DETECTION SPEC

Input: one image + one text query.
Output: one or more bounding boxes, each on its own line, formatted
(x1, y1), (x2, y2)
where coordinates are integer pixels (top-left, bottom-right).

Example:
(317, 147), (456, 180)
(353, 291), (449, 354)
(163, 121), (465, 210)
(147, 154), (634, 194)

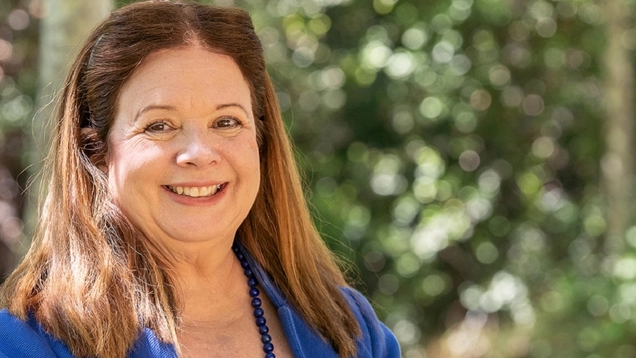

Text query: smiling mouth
(166, 184), (226, 198)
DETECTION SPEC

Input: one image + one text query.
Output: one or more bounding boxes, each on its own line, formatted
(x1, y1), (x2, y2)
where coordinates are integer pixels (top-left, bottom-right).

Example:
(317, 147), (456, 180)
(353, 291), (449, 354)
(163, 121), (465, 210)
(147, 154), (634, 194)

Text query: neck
(175, 244), (282, 358)
(155, 239), (246, 323)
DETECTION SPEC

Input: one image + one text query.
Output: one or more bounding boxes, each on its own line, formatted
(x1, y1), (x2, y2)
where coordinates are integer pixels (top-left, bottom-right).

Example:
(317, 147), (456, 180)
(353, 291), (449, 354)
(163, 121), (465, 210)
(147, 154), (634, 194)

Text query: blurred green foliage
(0, 0), (39, 278)
(3, 0), (636, 357)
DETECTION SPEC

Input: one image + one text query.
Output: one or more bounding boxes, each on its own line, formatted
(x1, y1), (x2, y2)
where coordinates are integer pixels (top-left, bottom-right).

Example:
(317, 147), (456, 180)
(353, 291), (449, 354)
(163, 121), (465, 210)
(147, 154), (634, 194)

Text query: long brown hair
(0, 1), (360, 357)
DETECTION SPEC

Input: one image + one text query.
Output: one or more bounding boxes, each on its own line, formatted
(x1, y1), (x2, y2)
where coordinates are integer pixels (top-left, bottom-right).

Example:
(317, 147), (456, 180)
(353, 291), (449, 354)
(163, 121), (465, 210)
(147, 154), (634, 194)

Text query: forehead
(116, 46), (252, 115)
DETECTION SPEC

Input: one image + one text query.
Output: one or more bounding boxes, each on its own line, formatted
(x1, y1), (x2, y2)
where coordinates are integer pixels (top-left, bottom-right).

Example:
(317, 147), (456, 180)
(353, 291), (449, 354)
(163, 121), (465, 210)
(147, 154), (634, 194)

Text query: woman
(0, 1), (399, 358)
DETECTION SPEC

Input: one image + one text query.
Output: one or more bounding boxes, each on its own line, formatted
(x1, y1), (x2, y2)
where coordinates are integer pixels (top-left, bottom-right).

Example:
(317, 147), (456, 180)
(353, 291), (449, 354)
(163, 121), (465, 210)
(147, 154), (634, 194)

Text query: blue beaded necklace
(232, 244), (276, 358)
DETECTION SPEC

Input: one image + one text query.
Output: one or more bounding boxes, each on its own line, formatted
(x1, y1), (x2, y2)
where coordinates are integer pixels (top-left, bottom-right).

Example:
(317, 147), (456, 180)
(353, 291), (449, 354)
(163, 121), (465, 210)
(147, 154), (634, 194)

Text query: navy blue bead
(234, 246), (275, 358)
(261, 334), (272, 344)
(263, 343), (275, 353)
(253, 308), (264, 317)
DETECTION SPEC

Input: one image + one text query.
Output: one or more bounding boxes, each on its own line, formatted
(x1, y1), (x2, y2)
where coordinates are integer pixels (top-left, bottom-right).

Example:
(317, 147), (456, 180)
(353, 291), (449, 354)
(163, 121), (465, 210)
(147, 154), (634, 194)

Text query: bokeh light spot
(470, 89), (492, 111)
(459, 150), (480, 172)
(522, 94), (545, 116)
(0, 40), (13, 62)
(402, 27), (428, 50)
(378, 273), (400, 295)
(422, 274), (447, 296)
(476, 242), (498, 264)
(8, 9), (30, 31)
(536, 18), (557, 38)
(501, 85), (524, 107)
(489, 64), (511, 87)
(432, 41), (455, 63)
(419, 97), (444, 119)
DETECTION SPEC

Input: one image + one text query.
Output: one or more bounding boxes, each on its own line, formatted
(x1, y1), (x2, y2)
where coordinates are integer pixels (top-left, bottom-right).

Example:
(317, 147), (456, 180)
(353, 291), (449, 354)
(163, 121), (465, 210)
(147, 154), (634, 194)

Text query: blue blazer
(0, 246), (401, 357)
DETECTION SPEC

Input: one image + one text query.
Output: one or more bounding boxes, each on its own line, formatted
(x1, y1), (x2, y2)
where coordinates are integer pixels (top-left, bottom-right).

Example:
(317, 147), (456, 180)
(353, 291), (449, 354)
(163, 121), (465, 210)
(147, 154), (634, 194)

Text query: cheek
(223, 132), (260, 164)
(223, 136), (261, 196)
(243, 137), (261, 172)
(107, 141), (165, 193)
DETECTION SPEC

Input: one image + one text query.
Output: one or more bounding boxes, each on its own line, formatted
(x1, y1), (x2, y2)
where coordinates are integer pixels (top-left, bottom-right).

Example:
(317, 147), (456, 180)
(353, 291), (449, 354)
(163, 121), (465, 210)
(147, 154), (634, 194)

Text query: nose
(175, 130), (220, 167)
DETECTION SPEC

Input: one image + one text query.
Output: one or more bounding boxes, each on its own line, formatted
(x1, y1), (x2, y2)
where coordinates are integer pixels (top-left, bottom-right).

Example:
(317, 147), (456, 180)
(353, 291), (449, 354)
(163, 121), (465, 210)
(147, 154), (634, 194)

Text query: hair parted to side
(0, 1), (360, 357)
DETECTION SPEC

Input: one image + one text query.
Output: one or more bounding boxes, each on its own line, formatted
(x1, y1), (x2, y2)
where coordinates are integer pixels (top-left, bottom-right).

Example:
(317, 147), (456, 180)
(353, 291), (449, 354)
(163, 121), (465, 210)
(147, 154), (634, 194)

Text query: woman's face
(106, 47), (260, 248)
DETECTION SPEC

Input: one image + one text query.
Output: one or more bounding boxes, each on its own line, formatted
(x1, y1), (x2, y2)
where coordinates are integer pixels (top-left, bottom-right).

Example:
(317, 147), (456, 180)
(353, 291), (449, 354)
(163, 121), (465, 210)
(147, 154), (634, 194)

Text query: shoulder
(0, 308), (73, 358)
(0, 309), (177, 358)
(340, 288), (401, 358)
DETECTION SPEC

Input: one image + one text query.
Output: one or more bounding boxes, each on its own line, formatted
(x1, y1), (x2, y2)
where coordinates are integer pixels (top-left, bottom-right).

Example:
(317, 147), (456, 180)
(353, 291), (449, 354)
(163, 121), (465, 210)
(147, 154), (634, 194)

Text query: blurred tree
(601, 0), (634, 255)
(233, 0), (636, 356)
(0, 0), (40, 282)
(23, 0), (113, 244)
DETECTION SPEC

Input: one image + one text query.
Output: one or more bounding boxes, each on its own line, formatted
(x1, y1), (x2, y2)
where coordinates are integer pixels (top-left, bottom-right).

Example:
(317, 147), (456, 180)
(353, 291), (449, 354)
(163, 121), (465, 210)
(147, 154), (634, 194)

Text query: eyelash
(144, 120), (173, 133)
(214, 116), (242, 129)
(143, 116), (243, 133)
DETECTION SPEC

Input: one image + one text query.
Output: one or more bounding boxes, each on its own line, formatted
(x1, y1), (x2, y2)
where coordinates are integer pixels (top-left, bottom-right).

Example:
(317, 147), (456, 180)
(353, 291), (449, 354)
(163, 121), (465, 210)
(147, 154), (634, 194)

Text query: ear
(80, 126), (95, 138)
(80, 127), (109, 173)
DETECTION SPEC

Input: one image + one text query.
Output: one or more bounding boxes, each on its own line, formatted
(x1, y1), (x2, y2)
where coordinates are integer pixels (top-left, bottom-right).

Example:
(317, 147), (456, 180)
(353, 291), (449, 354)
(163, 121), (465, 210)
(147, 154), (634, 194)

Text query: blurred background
(1, 0), (635, 357)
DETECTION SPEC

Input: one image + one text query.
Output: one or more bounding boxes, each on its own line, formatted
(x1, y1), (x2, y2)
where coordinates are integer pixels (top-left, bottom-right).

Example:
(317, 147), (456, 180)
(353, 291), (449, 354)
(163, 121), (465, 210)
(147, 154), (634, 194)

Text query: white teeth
(168, 184), (223, 198)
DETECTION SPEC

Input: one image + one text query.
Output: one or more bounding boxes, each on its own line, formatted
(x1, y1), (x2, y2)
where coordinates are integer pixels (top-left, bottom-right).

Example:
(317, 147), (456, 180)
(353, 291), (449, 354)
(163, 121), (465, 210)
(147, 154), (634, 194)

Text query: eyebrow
(216, 103), (251, 117)
(134, 105), (176, 122)
(134, 103), (251, 122)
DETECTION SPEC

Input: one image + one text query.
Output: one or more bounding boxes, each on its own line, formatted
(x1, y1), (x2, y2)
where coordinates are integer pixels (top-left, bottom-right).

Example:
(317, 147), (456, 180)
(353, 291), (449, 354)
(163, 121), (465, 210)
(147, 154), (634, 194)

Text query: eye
(144, 120), (173, 133)
(214, 117), (242, 129)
